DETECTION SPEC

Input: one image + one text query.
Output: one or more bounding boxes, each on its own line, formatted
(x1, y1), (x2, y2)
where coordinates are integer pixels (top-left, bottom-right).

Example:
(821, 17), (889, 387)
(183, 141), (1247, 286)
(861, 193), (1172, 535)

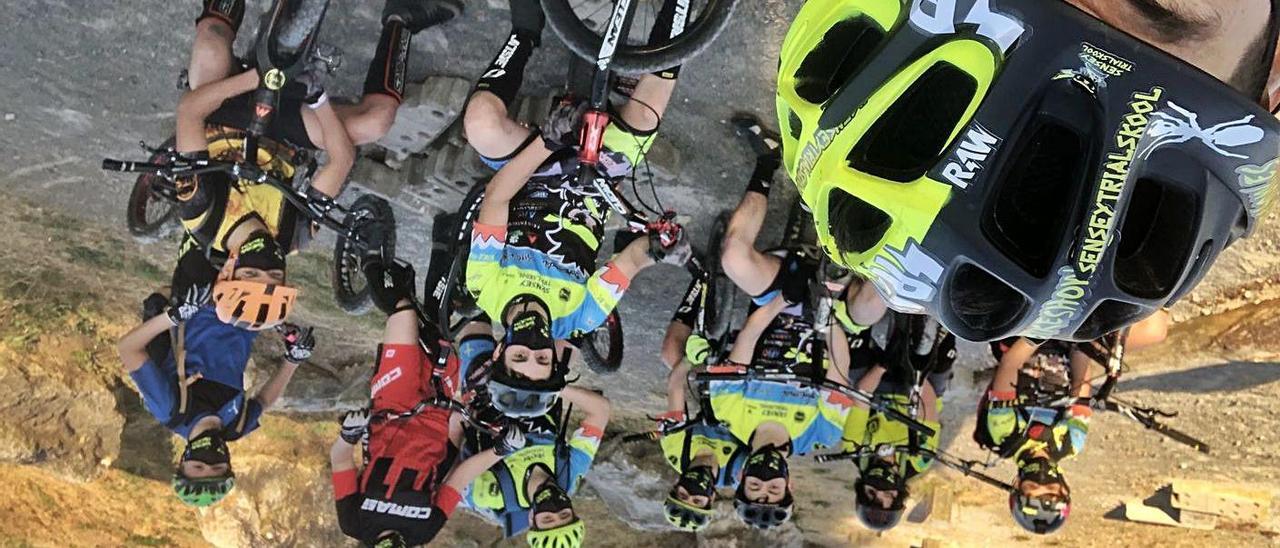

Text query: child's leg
(335, 1), (463, 145)
(189, 0), (244, 89)
(615, 0), (687, 132)
(462, 0), (544, 161)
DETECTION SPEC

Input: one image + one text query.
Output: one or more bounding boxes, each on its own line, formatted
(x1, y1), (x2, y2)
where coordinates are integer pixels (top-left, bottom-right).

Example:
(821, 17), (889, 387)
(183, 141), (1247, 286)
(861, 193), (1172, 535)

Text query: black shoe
(731, 113), (783, 160)
(354, 214), (394, 261)
(142, 292), (169, 321)
(383, 0), (463, 33)
(510, 0), (545, 41)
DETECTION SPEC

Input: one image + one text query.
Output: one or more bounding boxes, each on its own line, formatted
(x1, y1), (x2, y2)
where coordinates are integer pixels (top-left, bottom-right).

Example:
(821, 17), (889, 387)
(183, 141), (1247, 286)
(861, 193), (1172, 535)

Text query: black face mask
(505, 310), (553, 351)
(674, 465), (717, 501)
(182, 430), (231, 467)
(1018, 456), (1066, 488)
(861, 459), (902, 492)
(743, 445), (789, 483)
(531, 479), (573, 515)
(236, 231), (286, 273)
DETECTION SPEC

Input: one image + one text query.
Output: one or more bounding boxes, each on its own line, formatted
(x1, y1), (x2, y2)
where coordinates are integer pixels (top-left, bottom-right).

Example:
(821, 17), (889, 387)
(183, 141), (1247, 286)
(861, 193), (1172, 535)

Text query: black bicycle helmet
(778, 0), (1280, 342)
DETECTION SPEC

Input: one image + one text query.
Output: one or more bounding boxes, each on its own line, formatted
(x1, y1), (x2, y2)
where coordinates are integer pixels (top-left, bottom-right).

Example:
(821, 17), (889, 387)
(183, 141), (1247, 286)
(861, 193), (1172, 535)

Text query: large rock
(0, 336), (124, 482)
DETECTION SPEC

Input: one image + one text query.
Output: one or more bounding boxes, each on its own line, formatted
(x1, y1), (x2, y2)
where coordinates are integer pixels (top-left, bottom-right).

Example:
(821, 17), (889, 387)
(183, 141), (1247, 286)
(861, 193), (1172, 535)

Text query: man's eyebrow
(1122, 0), (1220, 43)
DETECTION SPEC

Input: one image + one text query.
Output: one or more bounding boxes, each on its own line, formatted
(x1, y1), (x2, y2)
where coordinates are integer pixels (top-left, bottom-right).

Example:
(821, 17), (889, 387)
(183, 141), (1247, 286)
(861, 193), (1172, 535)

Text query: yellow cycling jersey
(842, 395), (941, 477)
(708, 379), (853, 455)
(180, 127), (300, 252)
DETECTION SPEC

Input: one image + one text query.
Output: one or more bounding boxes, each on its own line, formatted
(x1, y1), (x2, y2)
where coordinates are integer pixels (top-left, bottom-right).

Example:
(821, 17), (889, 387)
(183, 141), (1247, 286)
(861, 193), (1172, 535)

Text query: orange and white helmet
(212, 252), (297, 331)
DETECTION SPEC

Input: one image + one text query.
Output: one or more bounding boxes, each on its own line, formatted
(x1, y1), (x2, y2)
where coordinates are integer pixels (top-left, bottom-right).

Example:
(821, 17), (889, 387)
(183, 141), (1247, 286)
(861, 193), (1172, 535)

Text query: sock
(746, 155), (780, 197)
(362, 21), (413, 103)
(197, 0), (245, 33)
(649, 0), (685, 79)
(475, 30), (538, 108)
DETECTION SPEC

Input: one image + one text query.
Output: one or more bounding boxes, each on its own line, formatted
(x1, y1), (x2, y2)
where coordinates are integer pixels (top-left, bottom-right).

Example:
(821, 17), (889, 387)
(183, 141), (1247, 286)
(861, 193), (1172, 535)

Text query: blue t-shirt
(127, 306), (263, 439)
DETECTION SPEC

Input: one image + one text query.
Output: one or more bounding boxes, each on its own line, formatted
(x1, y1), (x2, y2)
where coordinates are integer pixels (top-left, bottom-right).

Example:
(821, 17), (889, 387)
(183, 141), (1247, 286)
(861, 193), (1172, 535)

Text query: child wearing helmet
(842, 312), (954, 532)
(117, 288), (316, 507)
(979, 311), (1169, 534)
(331, 256), (526, 547)
(163, 0), (468, 330)
(456, 386), (610, 548)
(650, 289), (751, 533)
(776, 0), (1280, 343)
(459, 0), (693, 411)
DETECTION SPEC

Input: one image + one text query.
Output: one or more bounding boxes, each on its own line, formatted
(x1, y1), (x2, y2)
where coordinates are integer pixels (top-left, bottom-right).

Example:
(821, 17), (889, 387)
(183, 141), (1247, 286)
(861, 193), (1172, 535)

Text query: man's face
(502, 345), (555, 380)
(233, 266), (286, 285)
(675, 485), (714, 509)
(862, 483), (900, 509)
(1067, 0), (1274, 101)
(1019, 478), (1068, 501)
(180, 458), (231, 479)
(532, 507), (576, 530)
(741, 474), (789, 504)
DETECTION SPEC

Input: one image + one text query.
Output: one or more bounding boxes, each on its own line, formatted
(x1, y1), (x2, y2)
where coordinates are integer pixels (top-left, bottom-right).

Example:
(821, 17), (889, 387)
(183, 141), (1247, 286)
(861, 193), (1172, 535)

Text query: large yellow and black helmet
(778, 0), (1280, 342)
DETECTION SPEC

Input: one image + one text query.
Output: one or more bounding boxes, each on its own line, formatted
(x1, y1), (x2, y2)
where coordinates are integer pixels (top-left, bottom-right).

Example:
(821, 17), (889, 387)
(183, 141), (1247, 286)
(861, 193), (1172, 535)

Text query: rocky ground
(2, 1), (1280, 547)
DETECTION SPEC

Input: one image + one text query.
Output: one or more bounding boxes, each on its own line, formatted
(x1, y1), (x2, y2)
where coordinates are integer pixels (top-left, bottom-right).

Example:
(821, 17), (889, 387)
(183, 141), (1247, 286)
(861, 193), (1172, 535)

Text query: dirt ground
(3, 1), (1280, 547)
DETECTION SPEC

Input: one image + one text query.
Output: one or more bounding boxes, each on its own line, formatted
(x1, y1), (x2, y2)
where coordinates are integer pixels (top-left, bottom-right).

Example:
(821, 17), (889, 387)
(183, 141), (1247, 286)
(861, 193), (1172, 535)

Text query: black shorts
(848, 325), (957, 396)
(206, 88), (316, 150)
(751, 249), (819, 307)
(670, 277), (703, 328)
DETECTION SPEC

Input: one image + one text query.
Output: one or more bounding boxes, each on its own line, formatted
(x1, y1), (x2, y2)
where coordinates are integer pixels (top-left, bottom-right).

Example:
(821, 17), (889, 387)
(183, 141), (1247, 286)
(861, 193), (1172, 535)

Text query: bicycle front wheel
(332, 194), (396, 315)
(580, 310), (624, 373)
(125, 136), (179, 237)
(542, 0), (740, 75)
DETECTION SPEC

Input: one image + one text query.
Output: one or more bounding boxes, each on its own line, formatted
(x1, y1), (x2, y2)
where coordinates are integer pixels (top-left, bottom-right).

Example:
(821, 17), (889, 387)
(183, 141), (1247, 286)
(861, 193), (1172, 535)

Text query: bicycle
(109, 0), (390, 313)
(103, 143), (396, 315)
(123, 0), (333, 238)
(542, 0), (739, 75)
(1019, 332), (1211, 453)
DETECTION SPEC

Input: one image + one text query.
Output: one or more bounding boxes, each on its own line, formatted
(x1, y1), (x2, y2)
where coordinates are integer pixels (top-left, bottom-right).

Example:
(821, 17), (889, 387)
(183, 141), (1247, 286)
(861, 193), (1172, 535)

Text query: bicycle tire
(273, 0), (328, 59)
(704, 211), (736, 340)
(541, 0), (740, 75)
(125, 137), (179, 237)
(436, 183), (487, 338)
(581, 310), (624, 373)
(332, 194), (396, 315)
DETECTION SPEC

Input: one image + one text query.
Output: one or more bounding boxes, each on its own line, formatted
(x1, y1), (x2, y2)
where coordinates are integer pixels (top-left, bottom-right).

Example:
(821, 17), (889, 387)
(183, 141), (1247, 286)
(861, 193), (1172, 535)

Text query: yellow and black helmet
(778, 0), (1280, 341)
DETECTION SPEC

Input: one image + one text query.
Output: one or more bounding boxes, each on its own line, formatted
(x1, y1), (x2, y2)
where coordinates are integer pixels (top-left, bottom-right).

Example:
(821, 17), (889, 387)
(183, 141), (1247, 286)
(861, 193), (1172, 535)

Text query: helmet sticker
(865, 239), (945, 314)
(938, 123), (1002, 190)
(1022, 267), (1091, 340)
(1236, 159), (1280, 219)
(1140, 102), (1266, 160)
(907, 0), (1025, 53)
(1075, 87), (1164, 277)
(1052, 42), (1134, 94)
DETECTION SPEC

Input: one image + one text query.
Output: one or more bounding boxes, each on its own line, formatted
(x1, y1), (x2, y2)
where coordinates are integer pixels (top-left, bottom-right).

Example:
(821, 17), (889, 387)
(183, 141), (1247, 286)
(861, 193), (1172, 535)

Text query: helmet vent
(794, 18), (886, 105)
(1073, 300), (1147, 341)
(828, 188), (891, 255)
(983, 121), (1087, 278)
(787, 107), (803, 141)
(949, 264), (1028, 336)
(848, 63), (978, 182)
(1113, 178), (1199, 299)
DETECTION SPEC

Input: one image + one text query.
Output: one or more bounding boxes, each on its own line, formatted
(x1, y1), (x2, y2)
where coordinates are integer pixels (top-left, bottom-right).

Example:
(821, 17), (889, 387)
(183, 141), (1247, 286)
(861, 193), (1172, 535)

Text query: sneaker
(383, 0), (463, 33)
(510, 0), (545, 41)
(731, 113), (783, 159)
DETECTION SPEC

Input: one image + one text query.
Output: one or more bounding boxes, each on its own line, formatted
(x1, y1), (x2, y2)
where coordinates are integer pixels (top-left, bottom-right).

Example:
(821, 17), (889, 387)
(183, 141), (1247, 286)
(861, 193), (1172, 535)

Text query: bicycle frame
(102, 151), (366, 249)
(244, 0), (330, 163)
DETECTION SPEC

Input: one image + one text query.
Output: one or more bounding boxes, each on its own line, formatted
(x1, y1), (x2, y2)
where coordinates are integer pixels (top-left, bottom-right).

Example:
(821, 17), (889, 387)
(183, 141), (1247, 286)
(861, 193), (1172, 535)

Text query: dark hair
(1230, 4), (1279, 100)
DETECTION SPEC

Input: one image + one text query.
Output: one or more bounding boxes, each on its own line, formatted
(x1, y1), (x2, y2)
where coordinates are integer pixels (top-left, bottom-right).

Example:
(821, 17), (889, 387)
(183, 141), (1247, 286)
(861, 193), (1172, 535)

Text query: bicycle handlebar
(691, 369), (936, 438)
